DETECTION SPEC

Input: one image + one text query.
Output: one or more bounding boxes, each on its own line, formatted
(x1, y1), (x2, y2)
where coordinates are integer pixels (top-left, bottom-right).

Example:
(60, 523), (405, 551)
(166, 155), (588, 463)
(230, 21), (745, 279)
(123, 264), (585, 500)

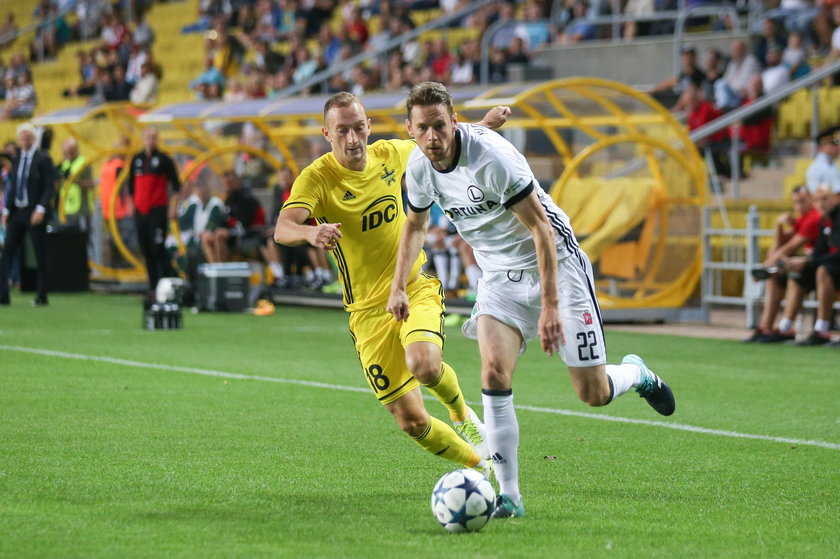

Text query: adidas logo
(491, 452), (507, 465)
(342, 191), (356, 201)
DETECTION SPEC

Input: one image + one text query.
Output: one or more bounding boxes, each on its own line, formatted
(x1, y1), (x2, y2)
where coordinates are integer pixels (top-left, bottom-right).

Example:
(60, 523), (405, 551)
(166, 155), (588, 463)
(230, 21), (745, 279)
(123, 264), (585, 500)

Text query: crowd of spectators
(62, 7), (162, 106)
(185, 0), (554, 102)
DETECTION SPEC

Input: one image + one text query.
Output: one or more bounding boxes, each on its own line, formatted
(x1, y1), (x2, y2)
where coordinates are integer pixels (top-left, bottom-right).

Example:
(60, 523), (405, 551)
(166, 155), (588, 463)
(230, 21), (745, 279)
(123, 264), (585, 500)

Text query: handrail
(274, 0), (496, 100)
(672, 5), (741, 75)
(551, 2), (734, 44)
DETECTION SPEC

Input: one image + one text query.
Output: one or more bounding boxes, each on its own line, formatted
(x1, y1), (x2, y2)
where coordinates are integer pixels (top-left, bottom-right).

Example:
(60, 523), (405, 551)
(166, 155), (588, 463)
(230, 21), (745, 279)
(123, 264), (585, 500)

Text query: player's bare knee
(481, 363), (512, 391)
(405, 347), (441, 384)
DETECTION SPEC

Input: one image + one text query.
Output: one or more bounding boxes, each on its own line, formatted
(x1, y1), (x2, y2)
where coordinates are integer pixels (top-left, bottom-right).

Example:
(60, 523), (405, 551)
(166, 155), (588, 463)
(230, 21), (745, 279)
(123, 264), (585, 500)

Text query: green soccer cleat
(623, 354), (676, 416)
(491, 494), (525, 519)
(473, 459), (494, 481)
(454, 406), (489, 460)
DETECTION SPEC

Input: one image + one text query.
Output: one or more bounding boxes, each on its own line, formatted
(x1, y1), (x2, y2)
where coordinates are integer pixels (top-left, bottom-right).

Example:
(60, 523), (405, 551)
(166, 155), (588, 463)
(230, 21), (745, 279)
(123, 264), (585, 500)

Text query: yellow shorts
(348, 273), (445, 405)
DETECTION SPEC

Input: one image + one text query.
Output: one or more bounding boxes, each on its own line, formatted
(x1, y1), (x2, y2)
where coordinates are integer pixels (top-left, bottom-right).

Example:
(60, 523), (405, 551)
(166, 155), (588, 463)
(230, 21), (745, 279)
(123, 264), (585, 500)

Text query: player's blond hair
(406, 82), (454, 120)
(323, 92), (363, 120)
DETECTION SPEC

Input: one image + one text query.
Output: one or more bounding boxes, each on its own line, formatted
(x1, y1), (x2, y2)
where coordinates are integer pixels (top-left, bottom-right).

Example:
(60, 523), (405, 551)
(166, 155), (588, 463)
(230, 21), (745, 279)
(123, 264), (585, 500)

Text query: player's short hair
(791, 185), (808, 196)
(324, 92), (362, 120)
(406, 82), (454, 120)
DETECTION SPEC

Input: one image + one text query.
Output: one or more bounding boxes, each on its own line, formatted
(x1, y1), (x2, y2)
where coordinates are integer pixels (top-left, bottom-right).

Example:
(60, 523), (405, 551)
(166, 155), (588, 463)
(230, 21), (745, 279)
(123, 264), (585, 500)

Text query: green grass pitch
(1, 293), (838, 558)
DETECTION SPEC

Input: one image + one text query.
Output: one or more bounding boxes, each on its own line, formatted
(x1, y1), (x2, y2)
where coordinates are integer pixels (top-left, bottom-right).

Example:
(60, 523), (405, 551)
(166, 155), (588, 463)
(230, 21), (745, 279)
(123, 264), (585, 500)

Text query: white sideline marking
(3, 344), (839, 452)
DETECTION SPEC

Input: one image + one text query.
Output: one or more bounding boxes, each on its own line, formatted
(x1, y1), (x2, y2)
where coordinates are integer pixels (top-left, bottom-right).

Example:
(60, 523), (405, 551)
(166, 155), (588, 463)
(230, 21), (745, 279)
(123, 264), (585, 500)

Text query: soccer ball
(431, 469), (496, 533)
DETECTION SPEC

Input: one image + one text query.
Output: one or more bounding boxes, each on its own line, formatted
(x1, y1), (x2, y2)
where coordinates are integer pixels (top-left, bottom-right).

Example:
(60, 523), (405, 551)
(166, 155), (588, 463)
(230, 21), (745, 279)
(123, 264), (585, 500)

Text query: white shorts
(461, 251), (607, 367)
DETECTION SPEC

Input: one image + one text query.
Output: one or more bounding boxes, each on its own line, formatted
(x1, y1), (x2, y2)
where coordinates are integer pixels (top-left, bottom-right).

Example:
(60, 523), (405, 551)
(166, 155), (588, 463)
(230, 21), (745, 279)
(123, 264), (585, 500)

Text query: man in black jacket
(0, 123), (55, 306)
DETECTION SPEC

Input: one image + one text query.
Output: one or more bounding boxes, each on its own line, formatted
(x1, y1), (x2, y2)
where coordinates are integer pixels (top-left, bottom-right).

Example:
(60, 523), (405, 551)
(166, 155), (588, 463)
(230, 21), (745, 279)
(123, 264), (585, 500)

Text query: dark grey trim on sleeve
(503, 181), (535, 209)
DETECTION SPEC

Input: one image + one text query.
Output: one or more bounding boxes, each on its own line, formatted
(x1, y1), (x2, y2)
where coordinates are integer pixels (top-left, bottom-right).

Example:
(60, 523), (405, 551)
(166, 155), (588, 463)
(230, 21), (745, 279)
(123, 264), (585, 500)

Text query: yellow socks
(421, 362), (469, 422)
(411, 415), (481, 467)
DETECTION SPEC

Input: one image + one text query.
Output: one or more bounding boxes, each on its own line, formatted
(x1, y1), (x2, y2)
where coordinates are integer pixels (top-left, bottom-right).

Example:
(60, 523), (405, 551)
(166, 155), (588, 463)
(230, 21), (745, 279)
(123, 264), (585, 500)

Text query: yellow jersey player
(275, 92), (509, 476)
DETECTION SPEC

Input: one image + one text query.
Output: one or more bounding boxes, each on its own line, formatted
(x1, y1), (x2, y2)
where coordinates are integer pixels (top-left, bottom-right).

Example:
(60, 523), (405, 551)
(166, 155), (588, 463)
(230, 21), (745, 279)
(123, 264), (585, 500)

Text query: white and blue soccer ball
(431, 469), (496, 533)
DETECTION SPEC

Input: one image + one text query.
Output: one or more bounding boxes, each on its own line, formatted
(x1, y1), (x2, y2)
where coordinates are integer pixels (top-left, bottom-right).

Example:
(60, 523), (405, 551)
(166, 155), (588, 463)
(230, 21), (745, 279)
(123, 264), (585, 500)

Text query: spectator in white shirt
(805, 125), (840, 194)
(761, 47), (790, 93)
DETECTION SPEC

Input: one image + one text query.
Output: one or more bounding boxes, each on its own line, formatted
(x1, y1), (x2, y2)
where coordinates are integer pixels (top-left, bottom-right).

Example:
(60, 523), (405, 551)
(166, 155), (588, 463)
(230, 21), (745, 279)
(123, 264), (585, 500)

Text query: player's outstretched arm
(476, 106), (511, 130)
(275, 206), (342, 250)
(387, 207), (430, 321)
(510, 191), (563, 355)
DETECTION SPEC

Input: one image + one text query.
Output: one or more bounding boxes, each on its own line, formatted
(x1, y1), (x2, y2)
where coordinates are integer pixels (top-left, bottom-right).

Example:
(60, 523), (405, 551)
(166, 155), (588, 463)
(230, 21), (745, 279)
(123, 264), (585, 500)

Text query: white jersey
(406, 123), (579, 272)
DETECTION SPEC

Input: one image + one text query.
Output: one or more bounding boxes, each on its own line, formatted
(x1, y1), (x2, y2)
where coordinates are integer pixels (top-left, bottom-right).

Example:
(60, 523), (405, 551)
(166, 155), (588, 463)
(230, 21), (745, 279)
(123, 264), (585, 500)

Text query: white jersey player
(387, 82), (676, 520)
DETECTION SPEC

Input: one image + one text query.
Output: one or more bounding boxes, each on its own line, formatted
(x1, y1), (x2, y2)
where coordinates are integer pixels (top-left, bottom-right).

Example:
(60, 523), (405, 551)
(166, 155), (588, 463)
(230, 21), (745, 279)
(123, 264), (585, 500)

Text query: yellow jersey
(283, 139), (426, 312)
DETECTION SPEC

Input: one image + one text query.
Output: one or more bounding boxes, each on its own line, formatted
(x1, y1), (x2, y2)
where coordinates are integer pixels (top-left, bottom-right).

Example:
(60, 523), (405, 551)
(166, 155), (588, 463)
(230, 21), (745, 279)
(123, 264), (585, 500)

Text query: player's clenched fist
(309, 222), (342, 250)
(386, 289), (410, 322)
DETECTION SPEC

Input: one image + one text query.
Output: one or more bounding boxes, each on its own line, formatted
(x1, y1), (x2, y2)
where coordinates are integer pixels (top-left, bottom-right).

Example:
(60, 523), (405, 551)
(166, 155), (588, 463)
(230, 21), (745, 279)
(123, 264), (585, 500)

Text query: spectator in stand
(77, 49), (97, 86)
(719, 39), (762, 110)
(489, 1), (520, 50)
(132, 11), (156, 51)
(754, 18), (787, 67)
(486, 47), (509, 83)
(125, 43), (149, 85)
(738, 75), (775, 157)
(651, 45), (704, 109)
(190, 57), (226, 99)
(130, 61), (158, 104)
(128, 126), (182, 291)
(110, 65), (133, 101)
(745, 186), (822, 342)
(806, 125), (840, 194)
(783, 32), (811, 80)
(764, 184), (840, 345)
(428, 38), (454, 82)
(700, 48), (725, 103)
(505, 36), (531, 65)
(344, 6), (369, 47)
(7, 53), (30, 82)
(254, 0), (280, 43)
(0, 12), (18, 48)
(517, 0), (550, 50)
(450, 40), (479, 85)
(623, 0), (654, 40)
(236, 2), (258, 36)
(761, 46), (790, 94)
(203, 170), (266, 263)
(76, 0), (110, 41)
(100, 12), (130, 63)
(0, 72), (37, 122)
(253, 39), (285, 75)
(828, 5), (840, 71)
(684, 83), (733, 176)
(224, 78), (247, 101)
(559, 0), (597, 44)
(210, 18), (246, 78)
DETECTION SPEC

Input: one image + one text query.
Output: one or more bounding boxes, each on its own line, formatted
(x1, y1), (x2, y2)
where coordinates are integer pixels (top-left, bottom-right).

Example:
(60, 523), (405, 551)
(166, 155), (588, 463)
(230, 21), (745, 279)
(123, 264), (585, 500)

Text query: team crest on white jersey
(467, 185), (484, 203)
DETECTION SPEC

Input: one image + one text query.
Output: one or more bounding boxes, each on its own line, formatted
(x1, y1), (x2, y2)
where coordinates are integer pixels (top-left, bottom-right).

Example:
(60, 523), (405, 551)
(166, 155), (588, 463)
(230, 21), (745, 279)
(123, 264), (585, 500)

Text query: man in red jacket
(128, 126), (181, 290)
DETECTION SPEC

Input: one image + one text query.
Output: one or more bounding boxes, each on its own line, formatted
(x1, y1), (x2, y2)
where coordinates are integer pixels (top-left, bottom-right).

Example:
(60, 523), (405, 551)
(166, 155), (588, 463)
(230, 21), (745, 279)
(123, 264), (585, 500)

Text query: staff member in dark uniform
(128, 126), (181, 291)
(0, 123), (55, 306)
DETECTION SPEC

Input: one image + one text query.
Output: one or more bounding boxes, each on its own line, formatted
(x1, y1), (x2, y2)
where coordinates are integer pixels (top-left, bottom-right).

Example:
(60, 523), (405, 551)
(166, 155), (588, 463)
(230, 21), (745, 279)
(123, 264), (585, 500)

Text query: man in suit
(0, 123), (55, 306)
